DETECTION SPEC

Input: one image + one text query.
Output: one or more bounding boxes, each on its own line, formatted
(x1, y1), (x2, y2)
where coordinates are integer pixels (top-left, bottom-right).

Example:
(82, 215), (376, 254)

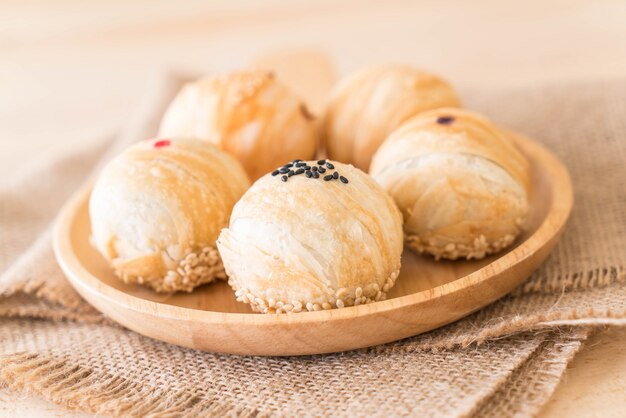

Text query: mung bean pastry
(370, 108), (530, 260)
(322, 65), (460, 171)
(159, 70), (317, 181)
(216, 159), (404, 313)
(89, 138), (250, 292)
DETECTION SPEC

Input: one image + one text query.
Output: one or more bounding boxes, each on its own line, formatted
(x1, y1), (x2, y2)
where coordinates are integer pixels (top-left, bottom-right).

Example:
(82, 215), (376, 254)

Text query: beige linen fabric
(0, 73), (624, 417)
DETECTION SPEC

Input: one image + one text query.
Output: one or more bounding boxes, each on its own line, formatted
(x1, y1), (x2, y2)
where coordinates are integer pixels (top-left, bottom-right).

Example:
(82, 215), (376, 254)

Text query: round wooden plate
(53, 132), (572, 356)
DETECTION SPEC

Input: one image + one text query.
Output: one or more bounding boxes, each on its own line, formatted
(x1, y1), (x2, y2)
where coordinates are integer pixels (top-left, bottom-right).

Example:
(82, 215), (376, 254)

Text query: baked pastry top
(89, 138), (250, 292)
(322, 65), (460, 171)
(370, 108), (530, 260)
(217, 159), (404, 313)
(159, 70), (317, 180)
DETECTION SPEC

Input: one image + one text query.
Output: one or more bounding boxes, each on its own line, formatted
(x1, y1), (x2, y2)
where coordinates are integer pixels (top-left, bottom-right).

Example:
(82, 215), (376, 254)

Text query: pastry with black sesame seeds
(217, 160), (403, 313)
(89, 138), (250, 293)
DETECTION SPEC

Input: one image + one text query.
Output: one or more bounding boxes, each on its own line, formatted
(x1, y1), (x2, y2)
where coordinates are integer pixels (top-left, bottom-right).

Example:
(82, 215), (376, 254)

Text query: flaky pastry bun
(370, 108), (530, 260)
(159, 70), (317, 180)
(89, 138), (250, 292)
(217, 159), (403, 313)
(322, 65), (460, 171)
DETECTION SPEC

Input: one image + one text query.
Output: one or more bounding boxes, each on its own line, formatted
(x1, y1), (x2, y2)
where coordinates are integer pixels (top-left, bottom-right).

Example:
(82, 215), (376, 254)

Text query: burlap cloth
(1, 73), (625, 417)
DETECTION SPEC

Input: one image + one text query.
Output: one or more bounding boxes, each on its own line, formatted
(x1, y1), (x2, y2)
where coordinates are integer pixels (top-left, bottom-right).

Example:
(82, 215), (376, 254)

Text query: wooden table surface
(1, 1), (625, 416)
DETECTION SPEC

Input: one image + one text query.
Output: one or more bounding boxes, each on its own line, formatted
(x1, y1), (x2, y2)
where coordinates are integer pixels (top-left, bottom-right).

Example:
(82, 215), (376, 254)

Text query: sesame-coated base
(115, 246), (226, 293)
(228, 269), (400, 314)
(405, 233), (518, 261)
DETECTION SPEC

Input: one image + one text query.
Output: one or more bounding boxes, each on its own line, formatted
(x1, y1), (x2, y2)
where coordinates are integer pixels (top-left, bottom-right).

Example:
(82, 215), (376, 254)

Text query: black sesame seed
(326, 163), (334, 169)
(332, 171), (339, 179)
(436, 116), (455, 125)
(312, 171), (320, 179)
(318, 167), (326, 173)
(305, 171), (313, 178)
(312, 166), (318, 172)
(272, 170), (279, 176)
(288, 170), (295, 177)
(323, 174), (333, 181)
(340, 176), (348, 184)
(283, 163), (293, 168)
(295, 168), (304, 175)
(281, 175), (288, 182)
(317, 159), (326, 165)
(295, 162), (306, 167)
(303, 165), (311, 170)
(279, 167), (290, 174)
(292, 159), (302, 163)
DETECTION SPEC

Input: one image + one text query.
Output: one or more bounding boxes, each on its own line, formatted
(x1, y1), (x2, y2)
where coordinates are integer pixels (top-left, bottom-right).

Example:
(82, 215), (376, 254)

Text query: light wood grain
(52, 131), (572, 356)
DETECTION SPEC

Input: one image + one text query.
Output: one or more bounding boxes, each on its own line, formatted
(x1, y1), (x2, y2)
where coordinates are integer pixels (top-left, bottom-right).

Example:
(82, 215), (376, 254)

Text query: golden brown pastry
(217, 159), (403, 313)
(370, 108), (530, 260)
(322, 65), (460, 170)
(159, 70), (317, 180)
(89, 138), (250, 292)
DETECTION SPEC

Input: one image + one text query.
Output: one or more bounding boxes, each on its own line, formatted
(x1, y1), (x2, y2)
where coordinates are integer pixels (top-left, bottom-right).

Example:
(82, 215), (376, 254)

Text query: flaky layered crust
(90, 138), (250, 292)
(159, 70), (317, 180)
(370, 108), (530, 260)
(217, 161), (404, 313)
(322, 65), (460, 171)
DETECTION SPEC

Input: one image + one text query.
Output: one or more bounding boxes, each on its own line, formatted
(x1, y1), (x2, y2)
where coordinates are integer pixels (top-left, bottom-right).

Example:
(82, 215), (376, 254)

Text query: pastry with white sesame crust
(89, 138), (250, 292)
(159, 70), (317, 181)
(322, 65), (460, 171)
(217, 159), (404, 313)
(370, 108), (530, 260)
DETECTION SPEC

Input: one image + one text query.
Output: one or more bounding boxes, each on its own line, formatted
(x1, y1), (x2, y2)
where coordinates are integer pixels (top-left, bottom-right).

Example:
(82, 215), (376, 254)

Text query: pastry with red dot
(370, 108), (530, 260)
(89, 138), (250, 292)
